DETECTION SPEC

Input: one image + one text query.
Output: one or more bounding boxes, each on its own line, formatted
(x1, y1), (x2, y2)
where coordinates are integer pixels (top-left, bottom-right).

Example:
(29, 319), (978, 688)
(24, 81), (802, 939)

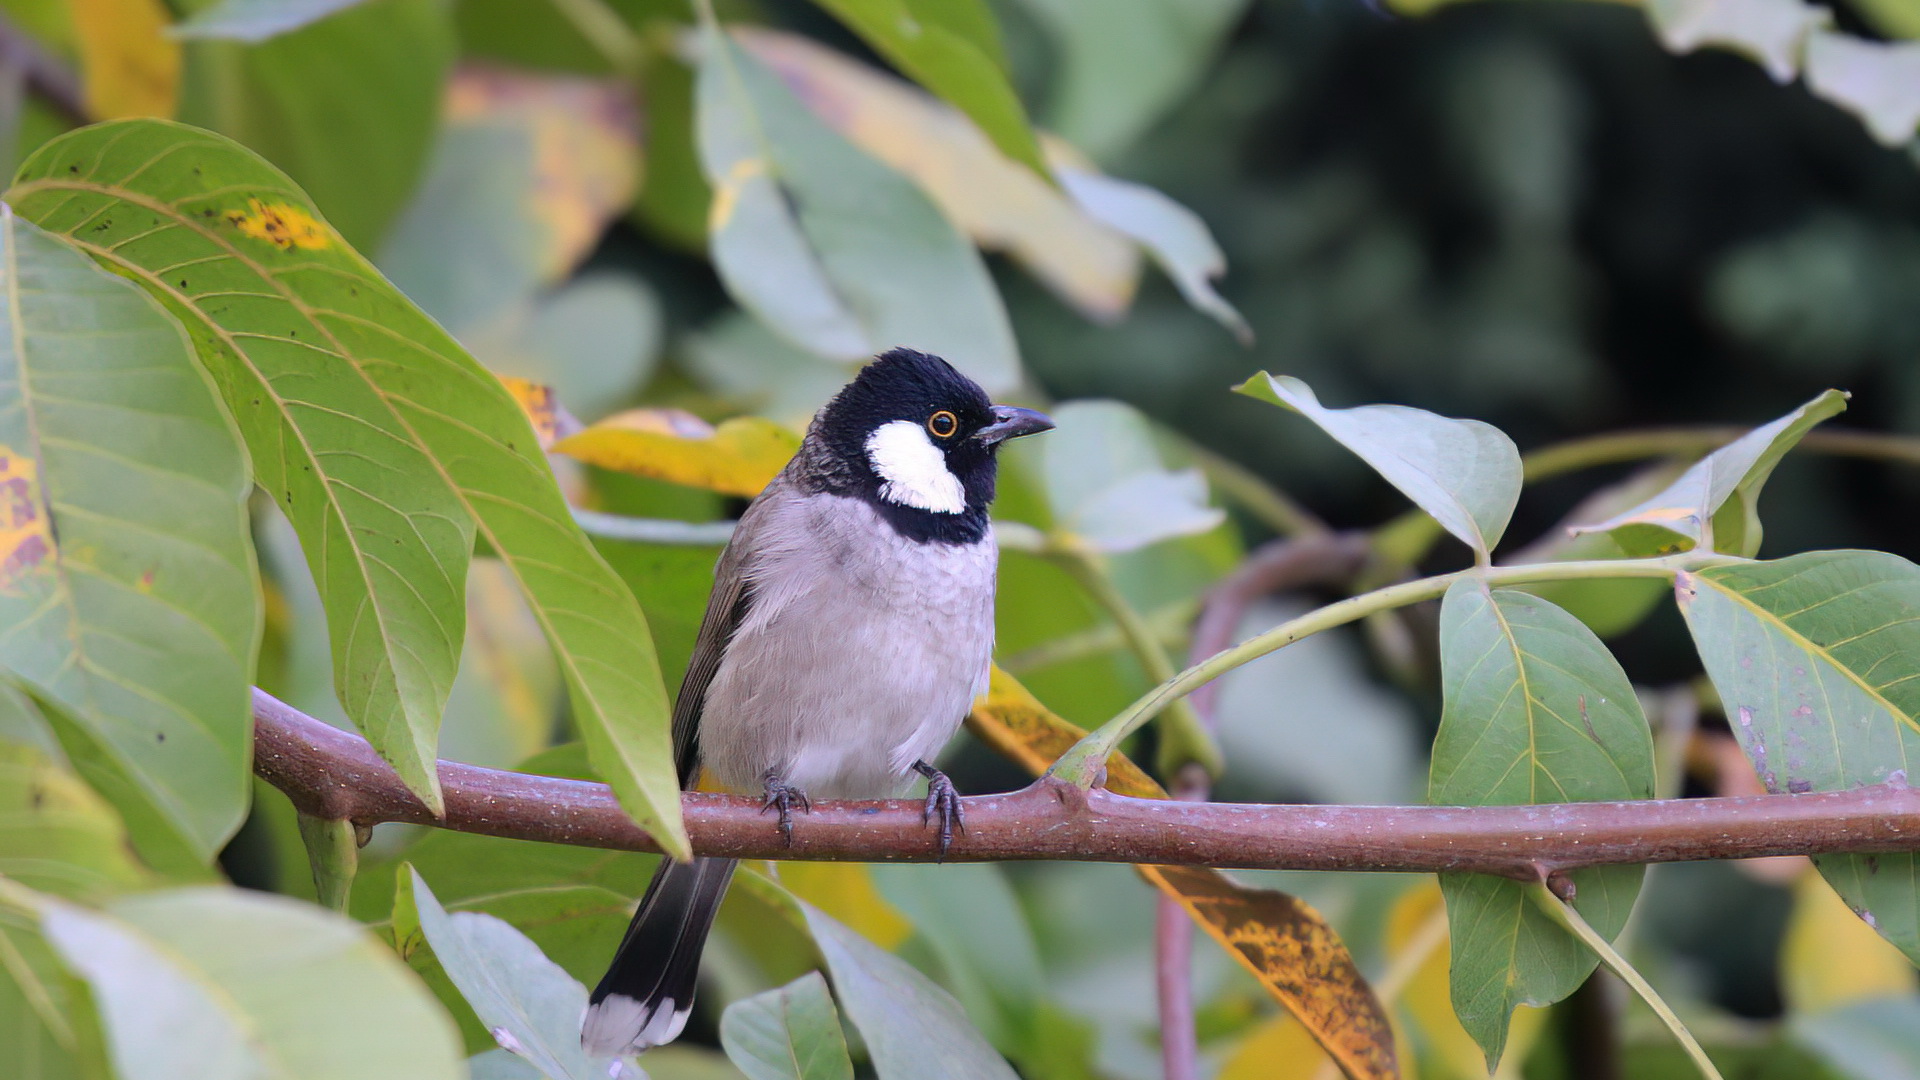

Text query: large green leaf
(806, 0), (1047, 177)
(1571, 390), (1847, 557)
(0, 740), (150, 902)
(1014, 0), (1247, 160)
(695, 23), (1021, 393)
(1678, 551), (1920, 964)
(720, 971), (855, 1080)
(10, 119), (689, 858)
(1236, 373), (1522, 559)
(176, 0), (452, 250)
(800, 901), (1019, 1080)
(0, 912), (110, 1080)
(25, 884), (465, 1080)
(405, 867), (617, 1080)
(1058, 168), (1249, 344)
(0, 206), (257, 864)
(1431, 581), (1653, 1068)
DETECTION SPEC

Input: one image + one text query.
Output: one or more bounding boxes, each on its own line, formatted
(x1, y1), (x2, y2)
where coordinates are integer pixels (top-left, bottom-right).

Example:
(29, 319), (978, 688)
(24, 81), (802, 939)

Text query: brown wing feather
(670, 476), (790, 787)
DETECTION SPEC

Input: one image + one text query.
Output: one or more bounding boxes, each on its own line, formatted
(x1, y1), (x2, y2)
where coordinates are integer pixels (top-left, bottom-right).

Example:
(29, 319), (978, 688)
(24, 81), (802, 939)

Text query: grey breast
(697, 489), (998, 799)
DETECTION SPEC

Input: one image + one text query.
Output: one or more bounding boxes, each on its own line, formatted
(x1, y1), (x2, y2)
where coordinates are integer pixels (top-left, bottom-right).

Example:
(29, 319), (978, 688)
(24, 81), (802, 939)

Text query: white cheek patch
(866, 419), (966, 514)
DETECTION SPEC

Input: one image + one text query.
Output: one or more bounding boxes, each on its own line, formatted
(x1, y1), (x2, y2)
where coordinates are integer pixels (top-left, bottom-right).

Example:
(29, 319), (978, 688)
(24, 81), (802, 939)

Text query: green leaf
(1056, 168), (1248, 343)
(695, 24), (1021, 393)
(26, 883), (466, 1080)
(1033, 400), (1224, 553)
(1235, 373), (1522, 558)
(800, 900), (1019, 1080)
(11, 119), (689, 859)
(1793, 996), (1920, 1080)
(175, 0), (453, 250)
(1431, 581), (1654, 1068)
(871, 863), (1045, 1055)
(1678, 551), (1920, 964)
(1014, 0), (1247, 160)
(1572, 390), (1847, 557)
(0, 914), (112, 1080)
(405, 867), (617, 1080)
(805, 0), (1047, 177)
(171, 0), (371, 42)
(0, 205), (258, 865)
(720, 971), (855, 1080)
(1805, 34), (1920, 146)
(0, 740), (151, 901)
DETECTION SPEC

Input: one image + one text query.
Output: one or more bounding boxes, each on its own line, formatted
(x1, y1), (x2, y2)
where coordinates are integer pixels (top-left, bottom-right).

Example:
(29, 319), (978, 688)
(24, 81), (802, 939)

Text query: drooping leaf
(719, 971), (855, 1080)
(1058, 166), (1250, 343)
(1804, 33), (1920, 146)
(1035, 400), (1224, 553)
(737, 29), (1140, 325)
(804, 0), (1048, 177)
(1571, 390), (1847, 557)
(69, 0), (179, 119)
(966, 668), (1397, 1080)
(10, 119), (689, 859)
(694, 23), (1022, 393)
(0, 740), (151, 901)
(1677, 551), (1920, 964)
(171, 0), (370, 42)
(27, 883), (465, 1080)
(1236, 373), (1522, 558)
(1431, 581), (1653, 1067)
(404, 867), (617, 1080)
(556, 410), (800, 498)
(1644, 0), (1829, 82)
(1387, 880), (1551, 1080)
(800, 900), (1021, 1080)
(0, 205), (257, 864)
(175, 0), (453, 250)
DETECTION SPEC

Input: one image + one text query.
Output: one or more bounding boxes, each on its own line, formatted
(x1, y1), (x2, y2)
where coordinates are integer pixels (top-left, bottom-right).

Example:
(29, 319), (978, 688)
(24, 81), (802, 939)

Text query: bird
(581, 347), (1054, 1056)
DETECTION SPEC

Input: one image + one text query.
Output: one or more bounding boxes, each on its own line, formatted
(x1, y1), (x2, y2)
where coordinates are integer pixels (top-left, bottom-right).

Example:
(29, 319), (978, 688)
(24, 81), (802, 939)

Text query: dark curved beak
(976, 405), (1054, 445)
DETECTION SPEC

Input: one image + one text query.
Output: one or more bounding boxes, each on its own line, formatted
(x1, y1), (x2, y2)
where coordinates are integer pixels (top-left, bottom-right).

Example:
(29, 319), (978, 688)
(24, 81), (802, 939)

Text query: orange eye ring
(927, 410), (958, 438)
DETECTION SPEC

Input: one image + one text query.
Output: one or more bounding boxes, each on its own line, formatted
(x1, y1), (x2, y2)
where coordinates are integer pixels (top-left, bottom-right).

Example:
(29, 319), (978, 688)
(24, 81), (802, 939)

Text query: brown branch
(254, 687), (1920, 875)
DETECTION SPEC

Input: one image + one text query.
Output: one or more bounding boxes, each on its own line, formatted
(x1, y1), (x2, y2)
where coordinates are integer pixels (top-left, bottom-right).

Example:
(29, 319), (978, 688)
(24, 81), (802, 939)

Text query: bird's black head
(806, 348), (1053, 544)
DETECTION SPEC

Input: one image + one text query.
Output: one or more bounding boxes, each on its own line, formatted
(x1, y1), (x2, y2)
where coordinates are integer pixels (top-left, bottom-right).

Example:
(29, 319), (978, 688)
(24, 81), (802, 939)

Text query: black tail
(582, 856), (737, 1055)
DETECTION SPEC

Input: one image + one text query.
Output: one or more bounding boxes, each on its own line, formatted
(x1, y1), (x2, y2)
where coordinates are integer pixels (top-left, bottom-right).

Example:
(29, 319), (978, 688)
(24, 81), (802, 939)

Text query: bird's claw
(912, 760), (964, 860)
(760, 774), (812, 847)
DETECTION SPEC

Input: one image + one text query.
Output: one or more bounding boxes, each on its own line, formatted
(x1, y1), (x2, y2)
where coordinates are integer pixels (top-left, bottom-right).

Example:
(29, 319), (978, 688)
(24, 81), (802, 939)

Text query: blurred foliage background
(6, 0), (1920, 1076)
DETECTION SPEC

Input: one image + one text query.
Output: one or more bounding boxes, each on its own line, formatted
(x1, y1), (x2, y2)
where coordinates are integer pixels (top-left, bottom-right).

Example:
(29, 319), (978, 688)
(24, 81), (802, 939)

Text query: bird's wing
(669, 476), (790, 787)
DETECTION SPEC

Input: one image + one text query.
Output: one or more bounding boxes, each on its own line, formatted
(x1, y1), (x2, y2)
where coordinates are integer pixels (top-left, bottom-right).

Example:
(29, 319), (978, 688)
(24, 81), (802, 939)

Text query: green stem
(1051, 553), (1714, 786)
(1051, 548), (1224, 779)
(1526, 882), (1725, 1080)
(297, 813), (359, 914)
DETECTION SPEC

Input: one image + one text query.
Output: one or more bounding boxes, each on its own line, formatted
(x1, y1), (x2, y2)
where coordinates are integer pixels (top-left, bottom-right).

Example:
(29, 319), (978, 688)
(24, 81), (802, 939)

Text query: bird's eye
(927, 410), (958, 438)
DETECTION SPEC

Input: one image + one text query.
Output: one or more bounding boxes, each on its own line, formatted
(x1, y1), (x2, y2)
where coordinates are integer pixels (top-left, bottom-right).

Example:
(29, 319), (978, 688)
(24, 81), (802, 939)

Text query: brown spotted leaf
(968, 668), (1399, 1080)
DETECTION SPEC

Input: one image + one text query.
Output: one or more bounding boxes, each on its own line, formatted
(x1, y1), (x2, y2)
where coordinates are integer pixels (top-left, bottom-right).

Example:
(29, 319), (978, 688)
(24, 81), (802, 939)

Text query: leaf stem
(1048, 546), (1224, 779)
(296, 813), (359, 914)
(1051, 554), (1714, 787)
(1526, 882), (1725, 1080)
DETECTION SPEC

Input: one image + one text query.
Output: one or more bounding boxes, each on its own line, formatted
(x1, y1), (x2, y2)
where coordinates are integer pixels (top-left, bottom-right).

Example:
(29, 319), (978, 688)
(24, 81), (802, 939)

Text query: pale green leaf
(1571, 389), (1846, 556)
(1236, 373), (1522, 558)
(1033, 400), (1223, 553)
(0, 739), (151, 902)
(719, 971), (854, 1080)
(801, 901), (1020, 1080)
(405, 867), (616, 1080)
(1645, 0), (1829, 81)
(1793, 997), (1920, 1080)
(0, 205), (257, 864)
(695, 24), (1021, 393)
(171, 0), (370, 42)
(1432, 581), (1653, 1068)
(30, 884), (465, 1080)
(10, 118), (688, 858)
(1678, 551), (1920, 964)
(1805, 33), (1920, 146)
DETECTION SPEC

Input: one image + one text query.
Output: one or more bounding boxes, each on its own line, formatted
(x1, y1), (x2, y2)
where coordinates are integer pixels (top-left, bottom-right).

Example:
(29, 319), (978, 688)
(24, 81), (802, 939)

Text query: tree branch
(253, 688), (1920, 875)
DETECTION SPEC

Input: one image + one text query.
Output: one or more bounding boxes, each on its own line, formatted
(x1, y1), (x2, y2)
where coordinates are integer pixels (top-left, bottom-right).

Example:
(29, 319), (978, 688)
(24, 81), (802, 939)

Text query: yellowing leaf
(1391, 881), (1545, 1080)
(737, 29), (1140, 323)
(1218, 1013), (1333, 1080)
(968, 668), (1398, 1080)
(0, 446), (52, 587)
(554, 409), (800, 498)
(1782, 870), (1917, 1014)
(70, 0), (179, 119)
(225, 198), (334, 250)
(497, 376), (582, 451)
(775, 862), (912, 951)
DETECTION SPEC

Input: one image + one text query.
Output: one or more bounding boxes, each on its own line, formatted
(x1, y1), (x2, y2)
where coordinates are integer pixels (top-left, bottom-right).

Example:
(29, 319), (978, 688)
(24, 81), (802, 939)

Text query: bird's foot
(760, 773), (812, 847)
(912, 760), (964, 860)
